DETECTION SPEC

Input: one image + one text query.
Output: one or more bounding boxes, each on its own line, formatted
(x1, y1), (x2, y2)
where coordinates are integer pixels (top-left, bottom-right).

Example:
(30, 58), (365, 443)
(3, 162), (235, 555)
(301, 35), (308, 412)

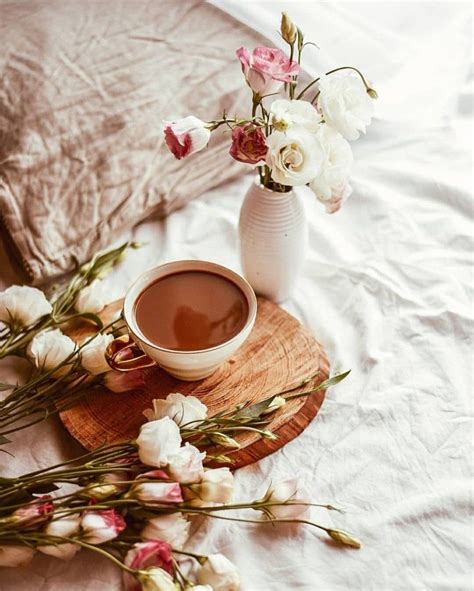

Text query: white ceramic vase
(238, 177), (307, 303)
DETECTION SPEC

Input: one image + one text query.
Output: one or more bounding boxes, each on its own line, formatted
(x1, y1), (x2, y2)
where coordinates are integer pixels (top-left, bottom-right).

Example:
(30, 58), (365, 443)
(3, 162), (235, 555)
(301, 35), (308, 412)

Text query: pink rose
(229, 124), (268, 165)
(123, 540), (173, 591)
(129, 470), (183, 504)
(236, 46), (300, 96)
(104, 369), (145, 393)
(12, 496), (54, 530)
(163, 116), (211, 160)
(81, 508), (126, 544)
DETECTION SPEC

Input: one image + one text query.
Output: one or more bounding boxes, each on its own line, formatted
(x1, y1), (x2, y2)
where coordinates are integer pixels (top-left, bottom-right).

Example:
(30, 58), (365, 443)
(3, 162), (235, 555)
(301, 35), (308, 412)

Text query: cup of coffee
(105, 260), (257, 381)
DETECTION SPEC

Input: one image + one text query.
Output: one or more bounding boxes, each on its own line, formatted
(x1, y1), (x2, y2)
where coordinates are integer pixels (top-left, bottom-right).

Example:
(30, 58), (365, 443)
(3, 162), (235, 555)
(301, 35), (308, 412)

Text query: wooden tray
(60, 297), (329, 468)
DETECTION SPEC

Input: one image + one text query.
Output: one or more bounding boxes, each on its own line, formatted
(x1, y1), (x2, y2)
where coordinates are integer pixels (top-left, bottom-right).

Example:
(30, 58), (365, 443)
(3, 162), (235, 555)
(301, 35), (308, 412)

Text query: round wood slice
(60, 297), (329, 469)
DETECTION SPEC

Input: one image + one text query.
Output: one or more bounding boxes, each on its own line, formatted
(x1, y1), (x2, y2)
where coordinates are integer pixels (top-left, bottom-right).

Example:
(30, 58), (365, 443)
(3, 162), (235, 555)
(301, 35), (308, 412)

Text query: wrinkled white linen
(0, 2), (472, 590)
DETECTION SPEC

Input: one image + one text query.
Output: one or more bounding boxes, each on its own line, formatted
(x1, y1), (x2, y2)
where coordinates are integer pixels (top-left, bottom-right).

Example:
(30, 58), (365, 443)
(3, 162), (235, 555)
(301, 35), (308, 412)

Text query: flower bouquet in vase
(163, 13), (377, 302)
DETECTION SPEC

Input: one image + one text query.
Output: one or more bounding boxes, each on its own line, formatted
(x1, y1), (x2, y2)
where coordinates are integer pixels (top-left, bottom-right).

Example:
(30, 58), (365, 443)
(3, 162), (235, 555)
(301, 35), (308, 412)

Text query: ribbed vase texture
(238, 179), (307, 303)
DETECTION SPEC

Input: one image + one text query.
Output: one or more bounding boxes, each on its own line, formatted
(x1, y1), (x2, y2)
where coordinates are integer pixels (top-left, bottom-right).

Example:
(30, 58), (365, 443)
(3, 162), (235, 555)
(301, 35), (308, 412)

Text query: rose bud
(123, 540), (173, 591)
(0, 545), (36, 567)
(236, 46), (299, 96)
(189, 468), (234, 505)
(141, 513), (190, 550)
(0, 285), (52, 328)
(261, 396), (286, 415)
(229, 124), (267, 165)
(262, 477), (310, 519)
(81, 471), (130, 501)
(104, 369), (146, 393)
(137, 567), (177, 591)
(128, 470), (183, 504)
(208, 432), (240, 449)
(280, 12), (297, 44)
(11, 496), (54, 530)
(163, 116), (211, 160)
(81, 508), (126, 544)
(38, 515), (81, 561)
(327, 528), (361, 549)
(197, 553), (240, 591)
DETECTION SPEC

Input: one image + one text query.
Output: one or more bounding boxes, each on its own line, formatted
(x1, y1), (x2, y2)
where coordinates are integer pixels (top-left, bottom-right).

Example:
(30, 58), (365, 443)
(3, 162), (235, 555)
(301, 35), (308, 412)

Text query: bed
(0, 1), (472, 589)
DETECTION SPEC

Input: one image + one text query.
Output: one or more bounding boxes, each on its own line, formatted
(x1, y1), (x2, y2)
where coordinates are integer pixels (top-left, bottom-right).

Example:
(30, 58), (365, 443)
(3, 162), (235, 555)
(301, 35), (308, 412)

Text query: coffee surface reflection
(134, 270), (249, 351)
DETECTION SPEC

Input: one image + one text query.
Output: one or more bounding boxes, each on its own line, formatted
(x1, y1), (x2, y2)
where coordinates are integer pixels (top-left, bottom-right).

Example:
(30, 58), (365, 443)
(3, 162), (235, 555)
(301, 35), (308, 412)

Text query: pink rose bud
(128, 470), (183, 504)
(229, 124), (268, 165)
(236, 46), (300, 96)
(163, 116), (211, 160)
(81, 508), (126, 544)
(12, 496), (54, 530)
(104, 369), (145, 393)
(123, 540), (173, 591)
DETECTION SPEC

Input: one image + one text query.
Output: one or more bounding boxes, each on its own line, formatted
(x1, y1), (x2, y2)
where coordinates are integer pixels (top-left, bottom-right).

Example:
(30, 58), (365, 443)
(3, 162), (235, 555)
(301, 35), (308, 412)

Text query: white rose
(143, 393), (208, 427)
(80, 333), (114, 375)
(75, 280), (108, 314)
(318, 73), (374, 140)
(167, 443), (205, 484)
(264, 477), (310, 519)
(138, 567), (178, 591)
(270, 99), (321, 132)
(38, 515), (81, 561)
(27, 329), (76, 373)
(191, 468), (234, 505)
(0, 544), (35, 567)
(136, 417), (182, 467)
(310, 124), (353, 210)
(192, 587), (214, 591)
(141, 513), (190, 550)
(0, 285), (52, 327)
(197, 554), (240, 591)
(265, 128), (323, 186)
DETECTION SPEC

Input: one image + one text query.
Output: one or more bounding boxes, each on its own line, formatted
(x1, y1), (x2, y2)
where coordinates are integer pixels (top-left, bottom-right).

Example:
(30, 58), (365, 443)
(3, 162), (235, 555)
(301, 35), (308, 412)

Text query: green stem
(288, 44), (295, 99)
(194, 511), (333, 535)
(296, 66), (373, 101)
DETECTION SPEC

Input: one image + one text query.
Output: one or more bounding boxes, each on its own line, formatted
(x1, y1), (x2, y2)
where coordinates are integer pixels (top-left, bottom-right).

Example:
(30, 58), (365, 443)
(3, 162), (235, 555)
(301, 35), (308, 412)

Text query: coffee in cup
(105, 261), (257, 381)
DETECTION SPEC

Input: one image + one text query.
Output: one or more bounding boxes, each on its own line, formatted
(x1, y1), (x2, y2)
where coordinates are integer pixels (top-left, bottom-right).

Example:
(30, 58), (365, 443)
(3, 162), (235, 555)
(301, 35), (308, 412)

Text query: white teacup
(105, 260), (257, 381)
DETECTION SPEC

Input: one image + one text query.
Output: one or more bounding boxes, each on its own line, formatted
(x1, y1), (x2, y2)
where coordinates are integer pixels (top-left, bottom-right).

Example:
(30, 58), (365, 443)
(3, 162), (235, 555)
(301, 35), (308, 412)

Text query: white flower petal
(0, 286), (52, 327)
(318, 73), (373, 140)
(76, 280), (108, 314)
(81, 333), (114, 375)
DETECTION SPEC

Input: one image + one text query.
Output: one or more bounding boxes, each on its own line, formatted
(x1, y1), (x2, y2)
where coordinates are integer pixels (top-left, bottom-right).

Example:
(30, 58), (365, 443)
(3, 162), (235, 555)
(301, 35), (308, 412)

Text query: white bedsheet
(0, 2), (472, 590)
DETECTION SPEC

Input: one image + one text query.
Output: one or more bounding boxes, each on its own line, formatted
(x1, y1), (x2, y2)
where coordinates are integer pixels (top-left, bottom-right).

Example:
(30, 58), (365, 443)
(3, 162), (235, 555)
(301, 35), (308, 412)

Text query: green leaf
(315, 370), (351, 391)
(233, 396), (277, 420)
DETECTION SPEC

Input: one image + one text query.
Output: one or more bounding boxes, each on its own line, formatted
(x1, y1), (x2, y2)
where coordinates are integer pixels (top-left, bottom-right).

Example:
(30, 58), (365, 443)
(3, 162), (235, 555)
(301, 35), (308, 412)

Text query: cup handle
(105, 334), (157, 372)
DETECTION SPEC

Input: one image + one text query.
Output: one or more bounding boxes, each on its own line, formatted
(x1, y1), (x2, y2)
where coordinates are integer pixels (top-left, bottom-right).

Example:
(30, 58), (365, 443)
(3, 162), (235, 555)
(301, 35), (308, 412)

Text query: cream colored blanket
(0, 0), (261, 282)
